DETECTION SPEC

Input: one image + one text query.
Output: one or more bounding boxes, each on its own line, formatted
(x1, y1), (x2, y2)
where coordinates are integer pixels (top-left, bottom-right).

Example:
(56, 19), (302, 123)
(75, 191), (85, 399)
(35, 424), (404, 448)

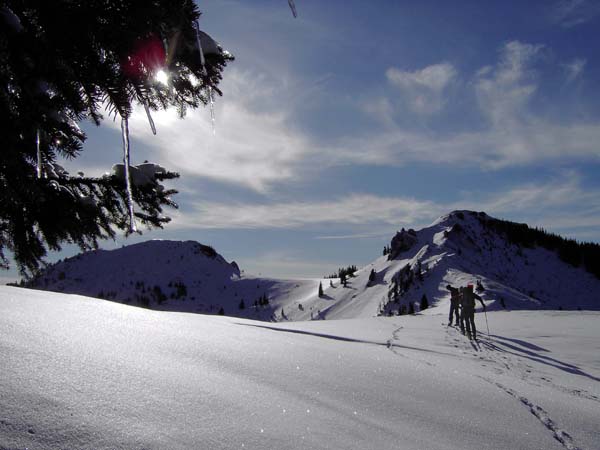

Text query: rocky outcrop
(389, 228), (418, 260)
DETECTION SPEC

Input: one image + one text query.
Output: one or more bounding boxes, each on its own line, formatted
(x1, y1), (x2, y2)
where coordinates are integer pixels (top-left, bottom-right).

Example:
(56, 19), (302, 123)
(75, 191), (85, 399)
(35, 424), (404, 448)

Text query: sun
(154, 69), (169, 86)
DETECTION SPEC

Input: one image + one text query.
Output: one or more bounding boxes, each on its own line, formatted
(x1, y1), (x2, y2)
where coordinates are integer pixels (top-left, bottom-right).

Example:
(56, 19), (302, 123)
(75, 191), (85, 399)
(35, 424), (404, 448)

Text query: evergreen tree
(218, 307), (225, 315)
(0, 1), (233, 276)
(420, 294), (429, 311)
(408, 302), (415, 315)
(368, 268), (376, 285)
(318, 281), (323, 298)
(238, 299), (245, 310)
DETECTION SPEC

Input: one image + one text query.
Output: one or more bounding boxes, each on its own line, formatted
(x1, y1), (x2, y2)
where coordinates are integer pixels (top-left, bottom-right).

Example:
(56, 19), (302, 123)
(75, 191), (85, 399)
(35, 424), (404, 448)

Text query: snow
(111, 162), (167, 187)
(1, 286), (598, 449)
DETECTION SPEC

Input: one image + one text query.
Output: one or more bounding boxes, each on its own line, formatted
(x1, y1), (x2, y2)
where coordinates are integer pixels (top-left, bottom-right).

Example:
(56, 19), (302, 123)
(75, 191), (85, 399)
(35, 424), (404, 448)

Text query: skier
(460, 284), (486, 340)
(446, 284), (460, 326)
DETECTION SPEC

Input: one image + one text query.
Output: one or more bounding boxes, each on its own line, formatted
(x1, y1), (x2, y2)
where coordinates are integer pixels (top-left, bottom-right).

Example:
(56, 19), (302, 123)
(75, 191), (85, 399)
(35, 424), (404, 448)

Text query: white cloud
(550, 0), (600, 28)
(362, 97), (396, 127)
(563, 58), (586, 82)
(123, 69), (314, 193)
(385, 63), (457, 114)
(475, 41), (543, 127)
(169, 194), (439, 230)
(330, 119), (600, 170)
(165, 171), (600, 244)
(342, 41), (600, 170)
(473, 171), (592, 214)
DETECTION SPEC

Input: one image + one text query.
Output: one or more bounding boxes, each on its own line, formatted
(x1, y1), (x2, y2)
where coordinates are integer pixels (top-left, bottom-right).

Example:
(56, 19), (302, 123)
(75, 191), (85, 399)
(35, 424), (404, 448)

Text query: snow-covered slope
(1, 286), (599, 449)
(25, 240), (324, 321)
(25, 211), (600, 321)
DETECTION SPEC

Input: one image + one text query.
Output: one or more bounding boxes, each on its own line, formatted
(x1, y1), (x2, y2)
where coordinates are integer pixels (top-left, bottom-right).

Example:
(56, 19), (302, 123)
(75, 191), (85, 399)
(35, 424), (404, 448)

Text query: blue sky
(5, 0), (600, 281)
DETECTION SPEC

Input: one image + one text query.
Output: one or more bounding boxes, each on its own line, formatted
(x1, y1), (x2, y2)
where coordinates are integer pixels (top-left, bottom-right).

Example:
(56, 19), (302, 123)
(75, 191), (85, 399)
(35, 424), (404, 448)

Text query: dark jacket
(446, 285), (460, 306)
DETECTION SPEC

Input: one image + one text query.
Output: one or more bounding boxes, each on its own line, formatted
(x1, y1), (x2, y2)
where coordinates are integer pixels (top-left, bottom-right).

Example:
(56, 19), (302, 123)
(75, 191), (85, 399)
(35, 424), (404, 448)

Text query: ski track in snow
(438, 323), (594, 450)
(386, 325), (438, 367)
(383, 322), (589, 450)
(443, 323), (600, 404)
(472, 331), (600, 405)
(484, 379), (583, 450)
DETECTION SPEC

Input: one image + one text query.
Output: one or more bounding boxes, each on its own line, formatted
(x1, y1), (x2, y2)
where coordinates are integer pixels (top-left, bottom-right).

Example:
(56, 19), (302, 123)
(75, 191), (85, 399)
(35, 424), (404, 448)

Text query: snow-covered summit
(378, 210), (599, 314)
(27, 239), (239, 307)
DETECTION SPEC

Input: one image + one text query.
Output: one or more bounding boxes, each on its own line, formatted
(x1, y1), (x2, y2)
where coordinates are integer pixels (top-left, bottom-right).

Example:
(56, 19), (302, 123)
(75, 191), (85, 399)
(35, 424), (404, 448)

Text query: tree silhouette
(0, 1), (233, 275)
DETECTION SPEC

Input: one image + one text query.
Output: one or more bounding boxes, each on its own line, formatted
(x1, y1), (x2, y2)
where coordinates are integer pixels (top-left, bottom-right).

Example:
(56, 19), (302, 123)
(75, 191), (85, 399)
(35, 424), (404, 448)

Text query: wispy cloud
(340, 41), (600, 170)
(170, 193), (439, 230)
(563, 58), (586, 82)
(480, 171), (590, 214)
(475, 41), (543, 127)
(331, 120), (600, 169)
(167, 170), (600, 243)
(550, 0), (600, 28)
(361, 97), (396, 127)
(386, 63), (457, 114)
(454, 170), (600, 240)
(120, 68), (314, 193)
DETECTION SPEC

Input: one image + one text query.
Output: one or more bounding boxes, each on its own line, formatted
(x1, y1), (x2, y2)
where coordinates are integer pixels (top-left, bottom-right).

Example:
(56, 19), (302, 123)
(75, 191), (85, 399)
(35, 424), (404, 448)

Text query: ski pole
(484, 308), (490, 337)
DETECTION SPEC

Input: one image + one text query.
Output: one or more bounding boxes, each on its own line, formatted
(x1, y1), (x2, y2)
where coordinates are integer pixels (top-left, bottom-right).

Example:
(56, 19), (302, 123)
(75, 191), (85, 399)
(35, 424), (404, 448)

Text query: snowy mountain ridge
(24, 210), (600, 320)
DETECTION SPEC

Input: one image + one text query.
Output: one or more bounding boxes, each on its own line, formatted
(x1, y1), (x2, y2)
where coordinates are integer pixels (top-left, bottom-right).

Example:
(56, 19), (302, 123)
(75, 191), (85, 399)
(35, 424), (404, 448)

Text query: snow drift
(1, 286), (598, 449)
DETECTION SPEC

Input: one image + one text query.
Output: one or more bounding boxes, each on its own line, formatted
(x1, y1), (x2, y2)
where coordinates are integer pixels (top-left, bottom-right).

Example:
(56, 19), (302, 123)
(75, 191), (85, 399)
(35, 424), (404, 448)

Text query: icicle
(120, 116), (137, 233)
(208, 87), (216, 135)
(288, 0), (298, 18)
(194, 20), (216, 134)
(36, 129), (42, 178)
(193, 20), (208, 77)
(143, 101), (157, 135)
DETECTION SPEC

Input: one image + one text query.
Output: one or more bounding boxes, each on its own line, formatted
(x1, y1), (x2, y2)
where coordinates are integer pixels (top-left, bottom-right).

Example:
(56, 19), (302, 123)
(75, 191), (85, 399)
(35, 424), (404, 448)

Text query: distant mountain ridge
(24, 211), (600, 320)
